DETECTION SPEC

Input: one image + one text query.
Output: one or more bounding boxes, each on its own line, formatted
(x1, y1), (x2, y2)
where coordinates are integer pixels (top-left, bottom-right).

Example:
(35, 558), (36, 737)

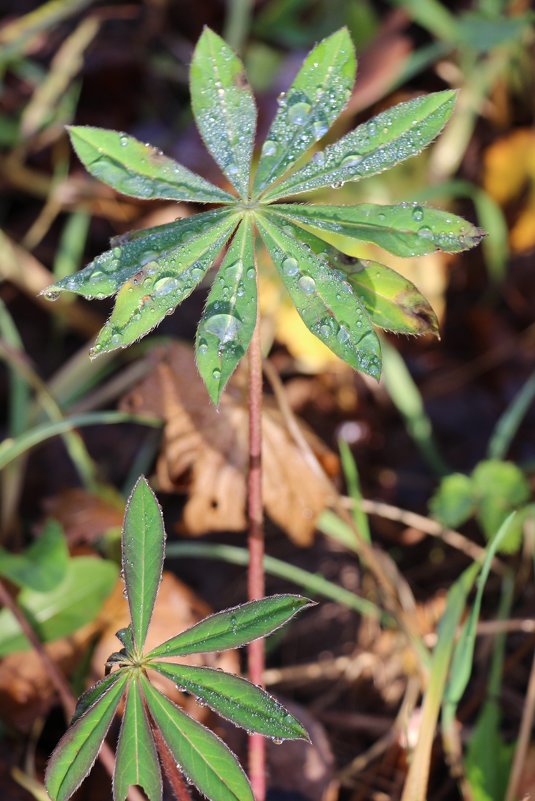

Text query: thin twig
(505, 647), (535, 801)
(247, 310), (266, 801)
(0, 579), (144, 801)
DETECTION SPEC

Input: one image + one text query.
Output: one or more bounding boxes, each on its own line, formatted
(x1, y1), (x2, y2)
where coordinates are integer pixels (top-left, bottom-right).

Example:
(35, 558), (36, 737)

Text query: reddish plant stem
(0, 579), (144, 801)
(247, 312), (266, 801)
(152, 724), (193, 801)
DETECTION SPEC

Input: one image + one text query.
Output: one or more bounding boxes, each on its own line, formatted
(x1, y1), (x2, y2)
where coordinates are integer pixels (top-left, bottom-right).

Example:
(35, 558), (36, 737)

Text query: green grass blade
(254, 28), (355, 194)
(71, 672), (125, 725)
(487, 369), (535, 460)
(123, 477), (165, 654)
(190, 27), (256, 198)
(265, 91), (456, 200)
(257, 213), (381, 379)
(273, 203), (484, 256)
(92, 216), (239, 356)
(147, 594), (313, 658)
(0, 556), (118, 656)
(141, 675), (254, 801)
(114, 676), (162, 801)
(195, 219), (256, 403)
(42, 208), (234, 300)
(45, 671), (128, 801)
(67, 126), (234, 204)
(149, 663), (308, 741)
(0, 519), (68, 592)
(338, 440), (371, 542)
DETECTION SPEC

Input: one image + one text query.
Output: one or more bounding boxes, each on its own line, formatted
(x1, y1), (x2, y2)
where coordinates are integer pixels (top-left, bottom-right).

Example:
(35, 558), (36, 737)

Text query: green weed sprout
(42, 26), (483, 402)
(45, 477), (312, 801)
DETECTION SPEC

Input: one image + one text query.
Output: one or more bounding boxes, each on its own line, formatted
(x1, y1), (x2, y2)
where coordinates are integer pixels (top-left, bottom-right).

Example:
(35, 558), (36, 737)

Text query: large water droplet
(204, 313), (242, 344)
(261, 140), (277, 157)
(337, 324), (351, 345)
(298, 274), (316, 295)
(282, 256), (299, 277)
(154, 276), (180, 296)
(212, 369), (221, 381)
(313, 119), (328, 139)
(312, 150), (325, 166)
(342, 154), (362, 168)
(288, 101), (311, 126)
(119, 134), (128, 147)
(198, 338), (208, 354)
(44, 289), (60, 301)
(418, 226), (434, 240)
(412, 206), (424, 222)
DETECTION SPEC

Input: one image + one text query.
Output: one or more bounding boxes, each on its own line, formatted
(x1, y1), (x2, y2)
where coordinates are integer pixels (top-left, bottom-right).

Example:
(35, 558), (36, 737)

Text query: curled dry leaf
(92, 571), (239, 721)
(119, 342), (336, 545)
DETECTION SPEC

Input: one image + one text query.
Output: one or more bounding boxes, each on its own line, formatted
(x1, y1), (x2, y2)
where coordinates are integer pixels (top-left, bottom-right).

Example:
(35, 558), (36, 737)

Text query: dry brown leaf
(42, 488), (124, 545)
(119, 342), (337, 545)
(92, 572), (239, 721)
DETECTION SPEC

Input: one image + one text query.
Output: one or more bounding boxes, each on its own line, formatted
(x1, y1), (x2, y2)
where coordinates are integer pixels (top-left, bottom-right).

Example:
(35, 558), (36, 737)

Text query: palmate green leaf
(114, 676), (161, 801)
(195, 218), (256, 404)
(45, 671), (129, 801)
(147, 594), (312, 659)
(149, 662), (308, 741)
(190, 27), (256, 198)
(92, 215), (239, 356)
(254, 28), (356, 195)
(0, 556), (118, 656)
(430, 473), (475, 528)
(123, 477), (165, 654)
(472, 460), (530, 548)
(43, 208), (234, 300)
(67, 126), (234, 204)
(141, 675), (254, 801)
(72, 672), (125, 725)
(278, 218), (438, 335)
(258, 213), (381, 379)
(0, 519), (68, 592)
(264, 90), (456, 201)
(274, 202), (485, 257)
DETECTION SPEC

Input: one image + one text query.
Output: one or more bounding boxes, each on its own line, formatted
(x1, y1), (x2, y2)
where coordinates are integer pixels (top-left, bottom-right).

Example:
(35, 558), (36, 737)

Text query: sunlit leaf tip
(123, 476), (165, 654)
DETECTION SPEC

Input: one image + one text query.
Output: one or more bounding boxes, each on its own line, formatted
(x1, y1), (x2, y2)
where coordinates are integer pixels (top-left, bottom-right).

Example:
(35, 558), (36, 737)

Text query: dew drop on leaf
(288, 101), (311, 126)
(298, 274), (316, 295)
(412, 206), (424, 222)
(212, 369), (221, 380)
(418, 226), (434, 240)
(204, 313), (242, 344)
(44, 290), (60, 301)
(282, 256), (299, 276)
(312, 120), (328, 139)
(261, 140), (277, 157)
(154, 276), (180, 296)
(342, 154), (362, 168)
(119, 134), (128, 147)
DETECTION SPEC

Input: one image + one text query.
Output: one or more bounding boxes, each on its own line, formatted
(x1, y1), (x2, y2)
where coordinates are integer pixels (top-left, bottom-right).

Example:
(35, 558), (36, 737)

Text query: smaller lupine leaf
(141, 676), (254, 801)
(276, 218), (438, 335)
(42, 209), (234, 300)
(114, 677), (162, 801)
(273, 203), (485, 257)
(91, 216), (239, 356)
(67, 126), (234, 204)
(123, 476), (165, 654)
(46, 671), (129, 801)
(195, 219), (256, 404)
(147, 594), (313, 658)
(254, 28), (356, 194)
(190, 27), (256, 198)
(71, 672), (124, 725)
(115, 625), (135, 654)
(149, 663), (309, 741)
(0, 519), (68, 592)
(258, 213), (381, 379)
(264, 90), (456, 200)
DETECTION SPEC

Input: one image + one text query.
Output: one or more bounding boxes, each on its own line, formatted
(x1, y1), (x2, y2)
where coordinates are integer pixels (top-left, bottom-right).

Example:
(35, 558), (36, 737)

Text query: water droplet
(342, 154), (362, 168)
(204, 313), (242, 344)
(112, 247), (121, 258)
(337, 325), (351, 345)
(261, 140), (277, 157)
(298, 274), (316, 295)
(412, 206), (424, 222)
(312, 150), (325, 166)
(313, 120), (328, 139)
(230, 614), (238, 634)
(282, 256), (299, 277)
(272, 738), (284, 745)
(247, 267), (255, 279)
(320, 323), (331, 338)
(154, 276), (180, 296)
(119, 134), (128, 147)
(367, 120), (377, 136)
(288, 101), (311, 126)
(418, 226), (434, 240)
(198, 339), (208, 354)
(212, 369), (221, 381)
(44, 289), (60, 301)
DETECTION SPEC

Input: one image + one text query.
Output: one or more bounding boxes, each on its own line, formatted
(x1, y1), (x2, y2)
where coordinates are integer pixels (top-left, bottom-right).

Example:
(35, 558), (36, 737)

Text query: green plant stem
(247, 309), (266, 801)
(0, 579), (143, 801)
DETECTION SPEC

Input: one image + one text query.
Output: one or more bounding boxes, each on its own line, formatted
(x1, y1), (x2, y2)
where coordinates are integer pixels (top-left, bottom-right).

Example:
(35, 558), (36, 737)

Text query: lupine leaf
(141, 676), (254, 801)
(264, 90), (456, 201)
(114, 676), (162, 801)
(276, 218), (438, 335)
(0, 519), (68, 592)
(72, 672), (125, 725)
(273, 203), (485, 256)
(147, 594), (312, 658)
(67, 126), (234, 204)
(254, 28), (356, 194)
(149, 662), (309, 741)
(42, 209), (234, 300)
(258, 213), (381, 379)
(123, 476), (165, 653)
(91, 216), (239, 356)
(190, 28), (256, 198)
(45, 672), (129, 801)
(195, 219), (256, 404)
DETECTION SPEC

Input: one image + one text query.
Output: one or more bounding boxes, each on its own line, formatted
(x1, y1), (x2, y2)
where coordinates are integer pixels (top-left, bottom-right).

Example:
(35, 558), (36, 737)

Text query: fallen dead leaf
(119, 342), (337, 545)
(42, 488), (124, 545)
